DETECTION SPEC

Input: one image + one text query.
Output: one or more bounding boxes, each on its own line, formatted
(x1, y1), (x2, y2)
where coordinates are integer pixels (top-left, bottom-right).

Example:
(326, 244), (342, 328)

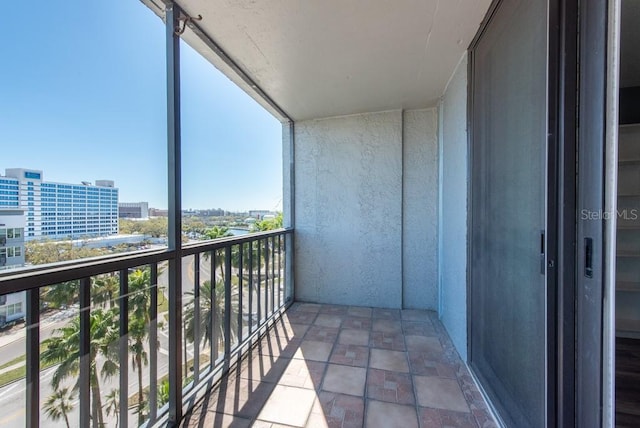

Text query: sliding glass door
(469, 0), (549, 426)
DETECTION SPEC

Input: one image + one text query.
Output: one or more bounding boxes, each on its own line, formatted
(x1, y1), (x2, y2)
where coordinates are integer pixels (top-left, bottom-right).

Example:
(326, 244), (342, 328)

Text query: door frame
(603, 0), (621, 426)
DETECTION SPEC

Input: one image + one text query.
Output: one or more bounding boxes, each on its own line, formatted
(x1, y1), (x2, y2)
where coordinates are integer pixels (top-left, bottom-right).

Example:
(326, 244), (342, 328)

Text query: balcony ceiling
(178, 0), (492, 121)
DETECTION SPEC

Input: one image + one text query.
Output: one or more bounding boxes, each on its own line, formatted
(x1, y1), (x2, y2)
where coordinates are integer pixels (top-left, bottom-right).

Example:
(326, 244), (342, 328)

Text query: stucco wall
(293, 109), (439, 309)
(439, 54), (469, 361)
(403, 109), (439, 310)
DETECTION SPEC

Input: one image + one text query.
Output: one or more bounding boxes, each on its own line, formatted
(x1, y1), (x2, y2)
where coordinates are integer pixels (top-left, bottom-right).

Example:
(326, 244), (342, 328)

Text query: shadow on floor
(180, 303), (498, 428)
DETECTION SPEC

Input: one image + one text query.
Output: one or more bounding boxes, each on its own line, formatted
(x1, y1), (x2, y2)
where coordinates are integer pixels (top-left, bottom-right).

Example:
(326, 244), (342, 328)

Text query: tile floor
(180, 303), (498, 428)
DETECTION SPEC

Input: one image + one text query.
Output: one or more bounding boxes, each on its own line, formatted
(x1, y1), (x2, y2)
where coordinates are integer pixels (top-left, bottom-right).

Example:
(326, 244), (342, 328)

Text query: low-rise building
(0, 209), (26, 325)
(119, 202), (149, 219)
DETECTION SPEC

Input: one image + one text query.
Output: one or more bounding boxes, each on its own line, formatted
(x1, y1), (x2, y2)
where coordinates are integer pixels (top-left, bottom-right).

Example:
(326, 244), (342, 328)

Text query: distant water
(229, 228), (249, 236)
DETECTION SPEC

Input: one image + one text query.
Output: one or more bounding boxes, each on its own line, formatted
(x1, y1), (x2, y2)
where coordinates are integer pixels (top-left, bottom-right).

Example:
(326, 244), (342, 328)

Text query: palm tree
(202, 226), (233, 283)
(104, 389), (119, 428)
(158, 379), (170, 407)
(42, 280), (79, 309)
(41, 307), (119, 428)
(43, 387), (75, 428)
(127, 268), (152, 425)
(184, 280), (239, 352)
(92, 274), (119, 308)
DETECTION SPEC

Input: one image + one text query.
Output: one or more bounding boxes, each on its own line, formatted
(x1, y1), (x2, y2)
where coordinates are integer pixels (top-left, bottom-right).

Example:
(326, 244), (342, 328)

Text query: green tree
(25, 240), (71, 265)
(158, 379), (170, 407)
(128, 268), (153, 425)
(92, 274), (119, 308)
(254, 213), (283, 232)
(119, 218), (168, 238)
(202, 226), (233, 283)
(25, 240), (107, 266)
(41, 281), (79, 309)
(41, 308), (120, 428)
(184, 280), (239, 353)
(202, 226), (232, 241)
(104, 389), (119, 428)
(43, 387), (75, 428)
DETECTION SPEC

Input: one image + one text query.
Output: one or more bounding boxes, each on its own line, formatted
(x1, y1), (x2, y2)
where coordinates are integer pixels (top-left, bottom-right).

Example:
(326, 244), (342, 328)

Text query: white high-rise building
(0, 168), (119, 240)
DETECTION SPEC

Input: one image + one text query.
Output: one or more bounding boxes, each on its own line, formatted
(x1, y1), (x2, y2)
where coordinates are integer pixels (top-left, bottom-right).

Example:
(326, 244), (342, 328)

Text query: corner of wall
(439, 52), (469, 362)
(401, 108), (440, 310)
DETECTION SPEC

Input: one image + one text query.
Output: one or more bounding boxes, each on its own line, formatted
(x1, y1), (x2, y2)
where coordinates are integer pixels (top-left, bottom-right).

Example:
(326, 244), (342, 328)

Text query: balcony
(180, 303), (496, 428)
(0, 230), (292, 427)
(1, 0), (622, 426)
(0, 230), (497, 428)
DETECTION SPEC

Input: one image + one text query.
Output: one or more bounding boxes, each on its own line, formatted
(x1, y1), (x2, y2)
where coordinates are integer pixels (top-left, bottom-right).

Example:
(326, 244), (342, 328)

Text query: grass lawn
(0, 343), (58, 387)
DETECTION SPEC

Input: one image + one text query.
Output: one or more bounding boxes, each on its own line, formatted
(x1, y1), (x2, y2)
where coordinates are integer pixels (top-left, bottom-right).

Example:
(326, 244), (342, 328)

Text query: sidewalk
(0, 308), (75, 348)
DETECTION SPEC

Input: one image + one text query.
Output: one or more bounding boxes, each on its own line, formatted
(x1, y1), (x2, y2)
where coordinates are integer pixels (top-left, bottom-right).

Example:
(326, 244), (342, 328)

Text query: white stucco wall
(293, 109), (440, 309)
(439, 53), (469, 361)
(403, 109), (439, 310)
(294, 111), (404, 308)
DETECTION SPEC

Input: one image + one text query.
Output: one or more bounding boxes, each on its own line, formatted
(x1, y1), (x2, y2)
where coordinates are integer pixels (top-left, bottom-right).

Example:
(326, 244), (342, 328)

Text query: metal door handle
(584, 237), (593, 278)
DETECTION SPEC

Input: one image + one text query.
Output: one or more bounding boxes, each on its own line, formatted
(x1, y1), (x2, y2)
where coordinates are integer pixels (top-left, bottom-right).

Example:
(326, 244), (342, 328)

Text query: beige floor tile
(405, 336), (443, 353)
(400, 309), (431, 322)
(365, 400), (419, 428)
(413, 375), (470, 413)
(317, 391), (365, 427)
(305, 398), (331, 428)
(184, 411), (252, 427)
(239, 354), (291, 383)
(339, 328), (370, 346)
(279, 358), (326, 389)
(210, 379), (276, 419)
(258, 334), (302, 358)
(372, 319), (402, 333)
(369, 349), (409, 373)
(257, 385), (317, 427)
(314, 314), (343, 328)
(322, 364), (367, 396)
(293, 340), (334, 362)
(271, 321), (310, 339)
(348, 306), (372, 318)
(292, 303), (322, 313)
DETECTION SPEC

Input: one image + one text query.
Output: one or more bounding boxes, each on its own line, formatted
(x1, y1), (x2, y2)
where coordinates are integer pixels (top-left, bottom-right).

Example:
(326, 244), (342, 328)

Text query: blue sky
(0, 0), (283, 212)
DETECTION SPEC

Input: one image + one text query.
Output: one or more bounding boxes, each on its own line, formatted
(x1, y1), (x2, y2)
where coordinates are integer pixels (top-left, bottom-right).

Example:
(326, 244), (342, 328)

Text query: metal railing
(0, 228), (293, 428)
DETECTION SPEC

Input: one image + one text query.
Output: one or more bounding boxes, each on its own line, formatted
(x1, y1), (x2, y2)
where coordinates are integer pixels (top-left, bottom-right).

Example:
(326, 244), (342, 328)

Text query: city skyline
(0, 0), (283, 213)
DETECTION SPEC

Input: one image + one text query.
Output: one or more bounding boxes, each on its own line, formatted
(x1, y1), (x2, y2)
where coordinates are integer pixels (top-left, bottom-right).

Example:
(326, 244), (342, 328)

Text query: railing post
(285, 230), (294, 303)
(149, 263), (158, 423)
(79, 278), (91, 428)
(257, 242), (262, 324)
(271, 236), (275, 314)
(166, 2), (183, 425)
(25, 289), (39, 428)
(237, 244), (243, 342)
(193, 254), (200, 382)
(119, 269), (129, 428)
(248, 241), (253, 334)
(224, 247), (232, 361)
(277, 234), (282, 308)
(211, 251), (218, 360)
